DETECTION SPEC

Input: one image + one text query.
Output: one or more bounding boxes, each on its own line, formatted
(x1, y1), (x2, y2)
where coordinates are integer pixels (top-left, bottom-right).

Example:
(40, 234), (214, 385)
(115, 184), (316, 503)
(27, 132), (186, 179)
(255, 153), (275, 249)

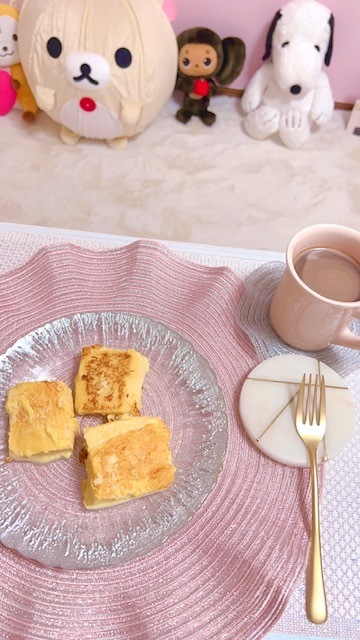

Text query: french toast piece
(82, 416), (176, 509)
(6, 380), (79, 463)
(74, 345), (149, 418)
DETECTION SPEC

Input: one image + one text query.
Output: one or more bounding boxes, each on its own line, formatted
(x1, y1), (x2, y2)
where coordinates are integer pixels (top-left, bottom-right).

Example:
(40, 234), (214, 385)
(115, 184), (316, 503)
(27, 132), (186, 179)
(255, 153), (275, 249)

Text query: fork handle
(307, 447), (328, 624)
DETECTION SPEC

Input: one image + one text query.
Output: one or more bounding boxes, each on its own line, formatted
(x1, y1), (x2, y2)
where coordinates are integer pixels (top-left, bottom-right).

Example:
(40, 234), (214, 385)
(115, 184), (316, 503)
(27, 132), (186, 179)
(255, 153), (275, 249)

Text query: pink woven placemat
(0, 239), (312, 640)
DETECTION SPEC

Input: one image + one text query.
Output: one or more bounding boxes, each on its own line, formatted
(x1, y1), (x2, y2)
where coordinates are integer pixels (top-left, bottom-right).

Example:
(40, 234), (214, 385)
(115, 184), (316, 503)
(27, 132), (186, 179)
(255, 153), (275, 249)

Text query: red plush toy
(175, 27), (245, 125)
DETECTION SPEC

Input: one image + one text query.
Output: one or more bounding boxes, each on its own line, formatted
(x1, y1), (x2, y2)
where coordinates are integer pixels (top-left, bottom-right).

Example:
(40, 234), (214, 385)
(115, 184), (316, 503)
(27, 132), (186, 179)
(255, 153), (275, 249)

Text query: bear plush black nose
(73, 63), (99, 86)
(290, 84), (302, 95)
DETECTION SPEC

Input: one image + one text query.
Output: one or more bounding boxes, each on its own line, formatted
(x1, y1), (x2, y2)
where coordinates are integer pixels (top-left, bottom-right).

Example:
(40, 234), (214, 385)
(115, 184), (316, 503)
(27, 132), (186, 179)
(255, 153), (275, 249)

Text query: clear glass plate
(0, 312), (227, 570)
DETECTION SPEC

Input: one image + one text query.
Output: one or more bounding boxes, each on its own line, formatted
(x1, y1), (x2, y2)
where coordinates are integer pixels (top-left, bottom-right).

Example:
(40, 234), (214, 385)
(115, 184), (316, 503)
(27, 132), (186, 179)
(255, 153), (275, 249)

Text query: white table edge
(0, 221), (285, 264)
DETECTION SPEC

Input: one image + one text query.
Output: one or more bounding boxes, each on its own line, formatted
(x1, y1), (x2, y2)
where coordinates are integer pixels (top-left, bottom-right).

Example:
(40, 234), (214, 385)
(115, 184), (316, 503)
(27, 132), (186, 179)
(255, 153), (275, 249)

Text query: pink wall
(9, 0), (358, 104)
(172, 0), (360, 105)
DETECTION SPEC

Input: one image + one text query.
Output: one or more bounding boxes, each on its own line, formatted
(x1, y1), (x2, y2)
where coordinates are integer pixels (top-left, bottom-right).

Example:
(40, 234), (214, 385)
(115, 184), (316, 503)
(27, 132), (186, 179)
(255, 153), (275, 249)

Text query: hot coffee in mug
(270, 224), (360, 350)
(294, 247), (360, 303)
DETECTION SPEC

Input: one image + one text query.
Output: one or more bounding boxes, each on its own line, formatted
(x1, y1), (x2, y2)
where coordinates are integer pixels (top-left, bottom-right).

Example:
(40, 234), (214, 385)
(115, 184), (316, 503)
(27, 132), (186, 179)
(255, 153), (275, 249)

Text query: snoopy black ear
(324, 14), (334, 66)
(262, 10), (282, 60)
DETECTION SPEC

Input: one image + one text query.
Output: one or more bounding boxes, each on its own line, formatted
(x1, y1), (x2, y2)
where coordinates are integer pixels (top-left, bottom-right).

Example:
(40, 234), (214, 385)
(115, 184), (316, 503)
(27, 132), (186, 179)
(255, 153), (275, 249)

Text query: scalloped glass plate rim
(0, 311), (228, 570)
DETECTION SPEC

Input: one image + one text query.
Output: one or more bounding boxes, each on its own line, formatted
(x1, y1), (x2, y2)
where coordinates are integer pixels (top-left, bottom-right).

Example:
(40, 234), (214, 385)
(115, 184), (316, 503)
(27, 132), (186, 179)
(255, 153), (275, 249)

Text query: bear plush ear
(216, 37), (246, 86)
(158, 0), (176, 21)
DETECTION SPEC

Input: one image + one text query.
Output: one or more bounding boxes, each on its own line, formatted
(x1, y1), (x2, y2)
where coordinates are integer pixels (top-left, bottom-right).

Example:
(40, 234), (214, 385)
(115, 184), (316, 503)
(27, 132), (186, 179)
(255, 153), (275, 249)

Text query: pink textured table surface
(0, 227), (358, 640)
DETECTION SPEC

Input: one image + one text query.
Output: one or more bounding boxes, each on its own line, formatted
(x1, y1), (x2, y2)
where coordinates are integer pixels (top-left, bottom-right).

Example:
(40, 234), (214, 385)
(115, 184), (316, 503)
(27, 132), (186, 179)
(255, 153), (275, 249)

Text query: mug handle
(333, 311), (360, 349)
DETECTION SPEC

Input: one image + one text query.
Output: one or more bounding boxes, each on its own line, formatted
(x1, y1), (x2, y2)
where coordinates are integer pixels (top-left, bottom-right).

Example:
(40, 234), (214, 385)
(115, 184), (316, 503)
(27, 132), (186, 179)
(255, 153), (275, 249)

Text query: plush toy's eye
(115, 48), (132, 68)
(47, 37), (62, 59)
(203, 57), (212, 67)
(182, 57), (191, 68)
(12, 34), (18, 42)
(314, 45), (320, 52)
(281, 41), (290, 48)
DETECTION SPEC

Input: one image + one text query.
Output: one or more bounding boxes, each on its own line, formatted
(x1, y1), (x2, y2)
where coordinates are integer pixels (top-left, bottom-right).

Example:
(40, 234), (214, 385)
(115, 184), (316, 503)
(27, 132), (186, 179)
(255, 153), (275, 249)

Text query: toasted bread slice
(74, 345), (149, 418)
(82, 416), (176, 509)
(6, 381), (78, 463)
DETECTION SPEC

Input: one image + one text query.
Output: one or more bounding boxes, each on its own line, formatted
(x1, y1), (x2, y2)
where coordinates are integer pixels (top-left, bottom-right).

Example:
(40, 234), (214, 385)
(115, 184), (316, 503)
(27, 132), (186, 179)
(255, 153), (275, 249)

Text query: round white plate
(239, 354), (355, 467)
(0, 312), (227, 569)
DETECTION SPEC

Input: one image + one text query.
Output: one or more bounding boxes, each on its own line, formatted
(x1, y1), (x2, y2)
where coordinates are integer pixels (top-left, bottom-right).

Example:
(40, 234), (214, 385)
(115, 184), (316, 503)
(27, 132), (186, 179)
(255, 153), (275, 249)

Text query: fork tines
(297, 373), (326, 426)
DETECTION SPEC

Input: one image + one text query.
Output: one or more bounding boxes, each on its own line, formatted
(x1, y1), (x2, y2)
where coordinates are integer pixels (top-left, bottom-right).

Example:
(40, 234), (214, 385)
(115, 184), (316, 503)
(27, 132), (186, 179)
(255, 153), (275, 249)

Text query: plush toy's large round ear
(262, 10), (282, 61)
(216, 37), (246, 85)
(325, 14), (334, 66)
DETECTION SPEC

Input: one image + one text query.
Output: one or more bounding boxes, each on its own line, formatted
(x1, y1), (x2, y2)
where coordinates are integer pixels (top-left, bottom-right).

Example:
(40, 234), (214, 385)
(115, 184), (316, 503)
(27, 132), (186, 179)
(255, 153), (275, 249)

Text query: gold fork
(295, 373), (328, 624)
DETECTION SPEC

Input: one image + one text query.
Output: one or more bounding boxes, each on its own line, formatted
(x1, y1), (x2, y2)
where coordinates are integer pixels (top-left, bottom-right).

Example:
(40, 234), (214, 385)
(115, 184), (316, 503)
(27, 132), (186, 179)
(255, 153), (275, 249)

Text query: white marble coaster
(239, 354), (355, 467)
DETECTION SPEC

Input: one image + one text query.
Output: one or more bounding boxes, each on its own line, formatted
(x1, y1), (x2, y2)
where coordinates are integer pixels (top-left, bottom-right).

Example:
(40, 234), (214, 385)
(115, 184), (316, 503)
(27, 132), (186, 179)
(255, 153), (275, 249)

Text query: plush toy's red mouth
(80, 97), (96, 112)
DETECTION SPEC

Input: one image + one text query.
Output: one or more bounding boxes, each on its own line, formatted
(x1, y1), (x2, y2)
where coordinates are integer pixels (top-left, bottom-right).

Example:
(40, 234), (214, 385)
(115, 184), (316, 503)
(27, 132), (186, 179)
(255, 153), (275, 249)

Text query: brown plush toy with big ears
(175, 27), (245, 126)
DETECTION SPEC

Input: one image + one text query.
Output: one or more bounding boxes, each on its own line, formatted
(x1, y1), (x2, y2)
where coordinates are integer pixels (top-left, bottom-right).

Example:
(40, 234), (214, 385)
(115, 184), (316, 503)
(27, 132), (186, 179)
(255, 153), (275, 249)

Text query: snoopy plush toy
(241, 0), (334, 149)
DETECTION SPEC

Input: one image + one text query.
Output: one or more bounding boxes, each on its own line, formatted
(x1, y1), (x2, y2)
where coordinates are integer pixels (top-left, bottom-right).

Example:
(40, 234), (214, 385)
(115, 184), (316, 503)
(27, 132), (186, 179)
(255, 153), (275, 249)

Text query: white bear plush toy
(18, 0), (178, 148)
(241, 0), (334, 149)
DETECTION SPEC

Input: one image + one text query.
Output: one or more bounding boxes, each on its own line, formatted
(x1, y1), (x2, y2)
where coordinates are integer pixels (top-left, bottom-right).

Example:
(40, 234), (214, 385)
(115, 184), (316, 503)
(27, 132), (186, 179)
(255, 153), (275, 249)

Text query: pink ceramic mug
(269, 224), (360, 350)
